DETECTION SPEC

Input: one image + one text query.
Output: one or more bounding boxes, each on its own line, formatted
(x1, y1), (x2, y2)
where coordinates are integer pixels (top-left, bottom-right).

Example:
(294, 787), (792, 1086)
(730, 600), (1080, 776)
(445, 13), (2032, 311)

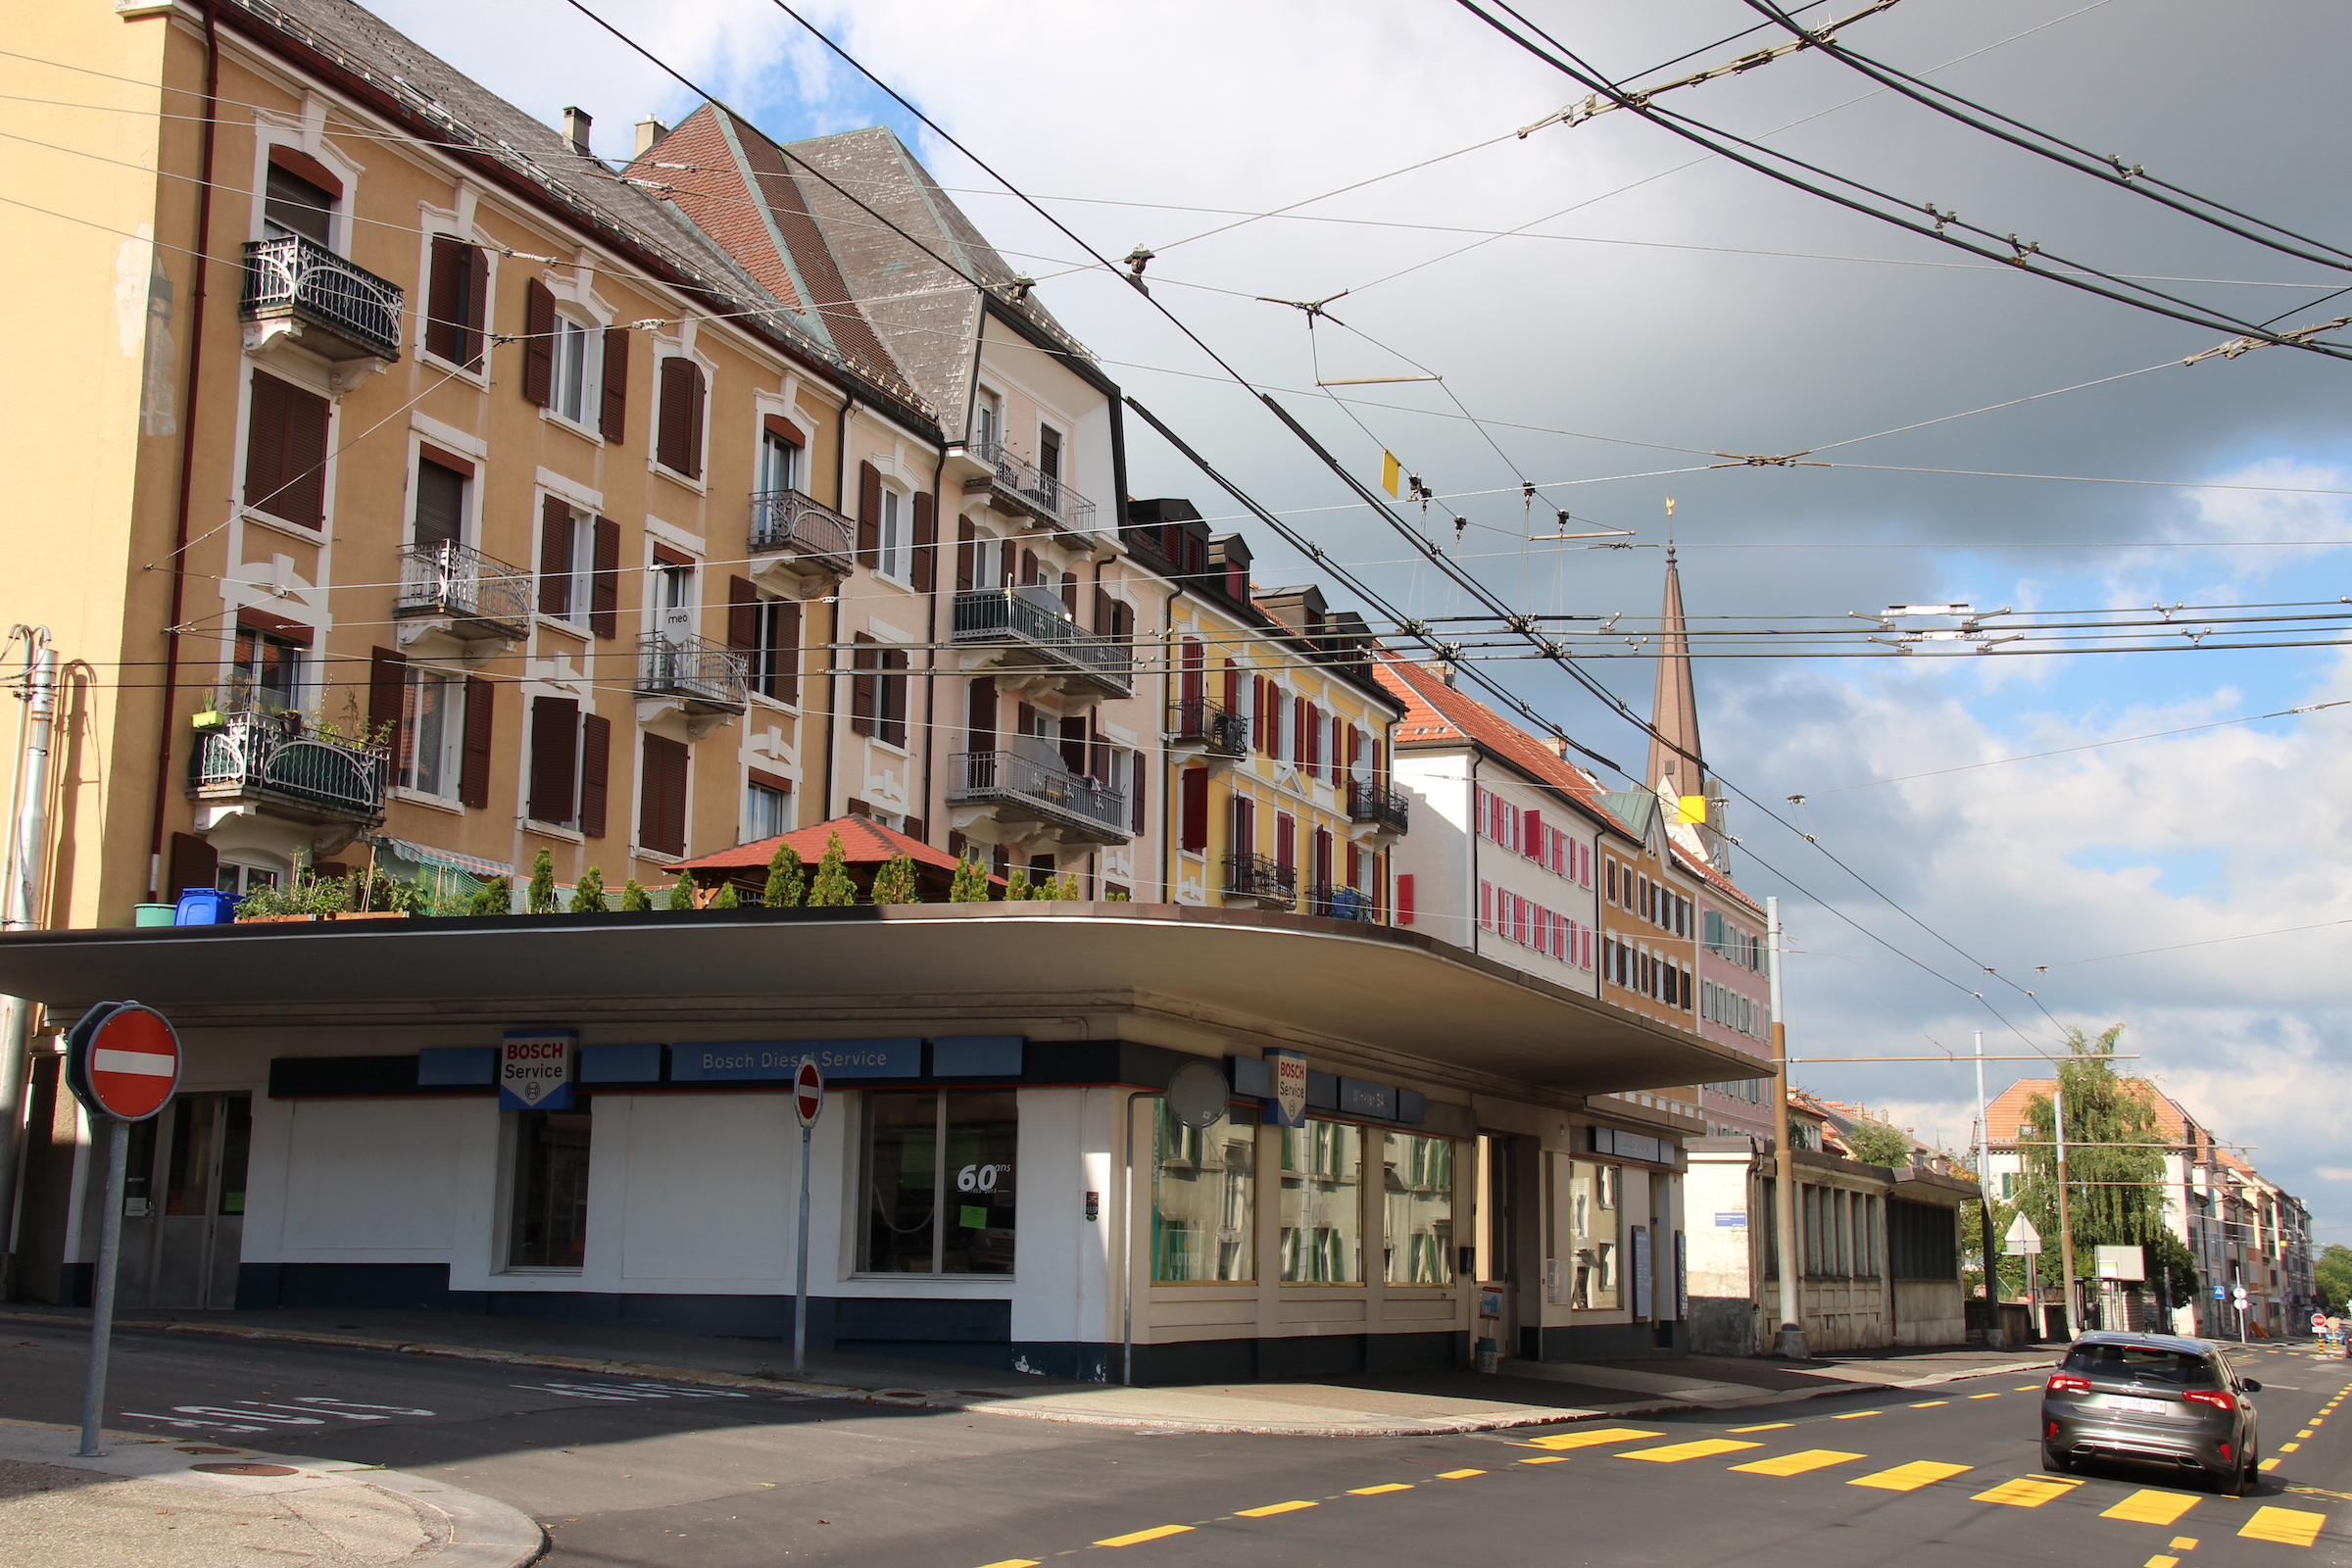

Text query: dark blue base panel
(1526, 1320), (1685, 1360)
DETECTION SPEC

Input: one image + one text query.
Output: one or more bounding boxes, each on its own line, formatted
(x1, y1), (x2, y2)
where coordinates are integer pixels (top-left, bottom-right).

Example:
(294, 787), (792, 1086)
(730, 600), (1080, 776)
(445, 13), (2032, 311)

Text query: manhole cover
(176, 1446), (244, 1455)
(192, 1462), (300, 1477)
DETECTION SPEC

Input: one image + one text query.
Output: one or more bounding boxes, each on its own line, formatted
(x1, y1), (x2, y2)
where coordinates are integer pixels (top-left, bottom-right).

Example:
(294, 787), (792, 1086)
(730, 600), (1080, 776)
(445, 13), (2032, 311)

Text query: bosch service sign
(499, 1030), (577, 1110)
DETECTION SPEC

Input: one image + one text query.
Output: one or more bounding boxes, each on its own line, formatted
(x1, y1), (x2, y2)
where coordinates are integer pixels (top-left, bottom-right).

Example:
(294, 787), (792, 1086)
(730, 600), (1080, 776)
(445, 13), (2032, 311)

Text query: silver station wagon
(2041, 1331), (2261, 1494)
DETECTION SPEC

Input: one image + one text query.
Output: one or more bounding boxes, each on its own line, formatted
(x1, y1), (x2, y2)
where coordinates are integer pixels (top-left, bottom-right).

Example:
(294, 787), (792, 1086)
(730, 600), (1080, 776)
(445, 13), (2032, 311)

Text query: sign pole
(2053, 1087), (2079, 1341)
(76, 1117), (128, 1457)
(794, 1118), (811, 1377)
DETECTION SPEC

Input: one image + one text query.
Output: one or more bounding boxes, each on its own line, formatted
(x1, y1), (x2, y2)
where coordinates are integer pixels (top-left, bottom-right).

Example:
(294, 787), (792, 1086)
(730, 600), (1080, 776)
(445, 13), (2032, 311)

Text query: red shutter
(527, 696), (579, 825)
(1275, 812), (1295, 872)
(425, 234), (464, 365)
(910, 491), (937, 592)
(850, 634), (876, 735)
(727, 575), (759, 653)
(538, 496), (572, 616)
(1524, 808), (1543, 860)
(579, 711), (611, 838)
(590, 516), (619, 639)
(368, 647), (407, 743)
(1232, 795), (1253, 857)
(1346, 842), (1360, 891)
(1480, 880), (1493, 930)
(638, 734), (689, 856)
(956, 517), (976, 591)
(857, 462), (882, 564)
(1396, 872), (1415, 927)
(1222, 659), (1239, 714)
(599, 325), (629, 442)
(1180, 640), (1204, 707)
(166, 832), (218, 900)
(773, 600), (801, 707)
(522, 277), (555, 406)
(461, 676), (493, 808)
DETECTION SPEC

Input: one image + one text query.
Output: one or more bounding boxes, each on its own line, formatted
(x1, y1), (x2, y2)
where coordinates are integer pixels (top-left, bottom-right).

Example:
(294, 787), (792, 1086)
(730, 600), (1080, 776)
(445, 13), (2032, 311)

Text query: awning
(368, 836), (515, 880)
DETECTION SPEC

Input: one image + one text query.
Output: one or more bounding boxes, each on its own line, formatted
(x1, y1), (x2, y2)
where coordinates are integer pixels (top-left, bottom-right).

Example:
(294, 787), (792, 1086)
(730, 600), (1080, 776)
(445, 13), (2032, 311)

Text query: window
(878, 487), (907, 580)
(758, 426), (800, 495)
(262, 161), (335, 245)
(413, 456), (466, 551)
(399, 669), (466, 798)
(230, 626), (304, 711)
(638, 733), (689, 856)
(1278, 1119), (1362, 1283)
(537, 502), (595, 627)
(423, 235), (487, 371)
(1038, 423), (1062, 485)
(974, 387), (1002, 451)
(858, 1090), (1017, 1275)
(243, 371), (329, 529)
(214, 861), (280, 897)
(1566, 1158), (1619, 1308)
(751, 598), (800, 705)
(851, 635), (908, 748)
(1152, 1102), (1257, 1282)
(746, 777), (790, 840)
(1383, 1131), (1455, 1285)
(527, 696), (581, 827)
(550, 313), (598, 425)
(508, 1100), (592, 1269)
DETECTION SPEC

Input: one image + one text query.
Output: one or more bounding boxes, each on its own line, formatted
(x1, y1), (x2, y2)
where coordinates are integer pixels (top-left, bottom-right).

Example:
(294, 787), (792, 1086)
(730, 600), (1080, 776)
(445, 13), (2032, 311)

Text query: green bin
(132, 903), (177, 927)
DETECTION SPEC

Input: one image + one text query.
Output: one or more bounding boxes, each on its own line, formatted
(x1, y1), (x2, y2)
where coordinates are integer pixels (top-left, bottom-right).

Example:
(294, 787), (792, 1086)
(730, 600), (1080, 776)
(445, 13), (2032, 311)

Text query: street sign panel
(794, 1057), (823, 1127)
(66, 1002), (180, 1122)
(2095, 1245), (2145, 1282)
(498, 1031), (575, 1110)
(2002, 1212), (2042, 1256)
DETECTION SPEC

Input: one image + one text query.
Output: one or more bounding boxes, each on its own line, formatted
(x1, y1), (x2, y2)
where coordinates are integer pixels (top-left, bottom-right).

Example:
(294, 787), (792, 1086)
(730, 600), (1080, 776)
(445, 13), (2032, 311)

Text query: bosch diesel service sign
(500, 1030), (576, 1110)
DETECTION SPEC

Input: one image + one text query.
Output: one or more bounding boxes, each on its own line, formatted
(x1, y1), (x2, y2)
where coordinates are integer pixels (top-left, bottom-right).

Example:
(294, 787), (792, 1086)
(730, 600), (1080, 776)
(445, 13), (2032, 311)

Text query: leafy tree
(869, 854), (920, 905)
(808, 832), (857, 906)
(1843, 1118), (1914, 1168)
(949, 855), (990, 903)
(620, 878), (653, 912)
(763, 841), (808, 908)
(2014, 1025), (2175, 1301)
(665, 872), (697, 910)
(568, 866), (607, 914)
(2317, 1243), (2352, 1313)
(466, 875), (513, 916)
(710, 883), (741, 909)
(526, 849), (559, 914)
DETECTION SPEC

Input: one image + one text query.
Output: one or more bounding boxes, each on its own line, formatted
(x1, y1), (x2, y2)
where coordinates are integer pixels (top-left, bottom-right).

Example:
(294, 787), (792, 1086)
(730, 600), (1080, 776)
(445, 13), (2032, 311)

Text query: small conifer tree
(763, 841), (807, 907)
(870, 854), (920, 905)
(666, 871), (697, 910)
(710, 883), (742, 909)
(526, 849), (559, 914)
(620, 878), (653, 912)
(466, 875), (513, 916)
(568, 865), (607, 914)
(808, 831), (858, 906)
(949, 855), (990, 903)
(1004, 868), (1031, 901)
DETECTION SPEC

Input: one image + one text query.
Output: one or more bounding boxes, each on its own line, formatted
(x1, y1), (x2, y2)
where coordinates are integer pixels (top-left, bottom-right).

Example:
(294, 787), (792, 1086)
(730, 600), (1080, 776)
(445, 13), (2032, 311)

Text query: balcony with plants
(187, 707), (389, 827)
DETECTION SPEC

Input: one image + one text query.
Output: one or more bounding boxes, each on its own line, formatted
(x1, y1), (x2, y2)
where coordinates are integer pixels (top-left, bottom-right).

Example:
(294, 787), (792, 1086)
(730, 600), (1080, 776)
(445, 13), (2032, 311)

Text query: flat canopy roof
(0, 903), (1768, 1097)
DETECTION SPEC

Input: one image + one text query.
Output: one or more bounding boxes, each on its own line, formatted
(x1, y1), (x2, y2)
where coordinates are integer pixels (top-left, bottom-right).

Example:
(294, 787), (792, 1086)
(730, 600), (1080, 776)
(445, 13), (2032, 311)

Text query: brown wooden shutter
(599, 325), (628, 442)
(589, 516), (619, 639)
(1058, 715), (1087, 776)
(773, 600), (801, 706)
(538, 496), (573, 616)
(966, 674), (997, 751)
(658, 359), (705, 476)
(1019, 548), (1037, 587)
(1130, 749), (1146, 834)
(527, 696), (579, 825)
(461, 676), (493, 808)
(522, 277), (555, 407)
(910, 491), (936, 592)
(955, 518), (976, 592)
(881, 648), (909, 747)
(243, 371), (288, 513)
(1058, 570), (1078, 616)
(368, 647), (407, 744)
(857, 461), (881, 564)
(280, 381), (329, 528)
(727, 576), (759, 654)
(166, 832), (218, 900)
(1093, 586), (1112, 635)
(638, 734), (689, 856)
(461, 242), (488, 371)
(680, 361), (706, 477)
(425, 234), (464, 365)
(578, 711), (611, 838)
(850, 634), (877, 735)
(1180, 766), (1207, 851)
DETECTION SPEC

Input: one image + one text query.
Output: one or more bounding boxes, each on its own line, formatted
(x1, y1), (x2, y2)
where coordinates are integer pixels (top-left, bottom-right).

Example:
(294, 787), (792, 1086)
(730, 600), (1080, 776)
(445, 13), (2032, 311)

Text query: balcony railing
(188, 710), (388, 825)
(395, 540), (531, 640)
(1222, 853), (1297, 906)
(636, 633), (749, 713)
(240, 234), (403, 363)
(952, 585), (1133, 699)
(1312, 885), (1377, 923)
(1348, 780), (1411, 836)
(1170, 696), (1248, 758)
(949, 748), (1131, 842)
(750, 488), (856, 574)
(964, 436), (1102, 537)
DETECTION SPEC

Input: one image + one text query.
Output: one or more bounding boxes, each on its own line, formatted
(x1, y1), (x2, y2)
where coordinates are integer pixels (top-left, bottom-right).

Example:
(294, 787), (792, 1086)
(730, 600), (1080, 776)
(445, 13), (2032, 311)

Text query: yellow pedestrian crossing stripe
(1732, 1448), (1867, 1477)
(1973, 1476), (2081, 1508)
(1096, 1526), (1191, 1547)
(1851, 1460), (1973, 1492)
(975, 1560), (1040, 1567)
(1968, 1392), (2004, 1399)
(1620, 1439), (1764, 1463)
(1437, 1469), (1486, 1480)
(1832, 1409), (1883, 1420)
(1516, 1455), (1571, 1465)
(1730, 1422), (1793, 1433)
(1519, 1427), (1663, 1450)
(2147, 1555), (2180, 1568)
(1909, 1400), (1947, 1408)
(2101, 1489), (2201, 1526)
(1236, 1501), (1316, 1517)
(2238, 1506), (2328, 1547)
(1348, 1484), (1413, 1495)
(2279, 1442), (2300, 1451)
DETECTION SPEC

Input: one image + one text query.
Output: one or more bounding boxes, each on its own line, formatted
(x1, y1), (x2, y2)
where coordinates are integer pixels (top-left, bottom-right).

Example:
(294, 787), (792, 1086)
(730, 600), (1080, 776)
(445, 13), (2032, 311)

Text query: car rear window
(2062, 1343), (2218, 1387)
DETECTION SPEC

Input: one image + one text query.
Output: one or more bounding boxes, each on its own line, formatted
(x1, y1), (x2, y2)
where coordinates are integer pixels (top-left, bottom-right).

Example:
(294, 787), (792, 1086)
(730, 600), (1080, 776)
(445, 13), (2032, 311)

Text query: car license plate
(2112, 1396), (2170, 1415)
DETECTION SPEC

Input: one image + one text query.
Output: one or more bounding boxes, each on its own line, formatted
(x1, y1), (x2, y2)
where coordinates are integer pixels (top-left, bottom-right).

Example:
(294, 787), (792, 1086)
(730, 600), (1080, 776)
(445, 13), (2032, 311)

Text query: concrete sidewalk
(0, 1303), (2060, 1439)
(0, 1417), (543, 1568)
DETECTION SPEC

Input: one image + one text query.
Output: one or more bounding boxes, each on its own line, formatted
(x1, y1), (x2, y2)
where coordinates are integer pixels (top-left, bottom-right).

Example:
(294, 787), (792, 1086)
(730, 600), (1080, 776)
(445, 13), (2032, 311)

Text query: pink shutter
(1479, 880), (1493, 930)
(1523, 808), (1542, 860)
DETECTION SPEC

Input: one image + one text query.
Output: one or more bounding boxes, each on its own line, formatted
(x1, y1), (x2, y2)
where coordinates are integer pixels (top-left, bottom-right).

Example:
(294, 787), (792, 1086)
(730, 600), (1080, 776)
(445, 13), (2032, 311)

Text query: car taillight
(2047, 1373), (2091, 1394)
(2218, 1441), (2233, 1462)
(2184, 1390), (2235, 1413)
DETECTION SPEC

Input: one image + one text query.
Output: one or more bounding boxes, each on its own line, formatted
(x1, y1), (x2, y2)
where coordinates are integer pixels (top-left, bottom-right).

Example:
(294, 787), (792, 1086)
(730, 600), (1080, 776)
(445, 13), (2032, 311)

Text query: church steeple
(1646, 548), (1713, 857)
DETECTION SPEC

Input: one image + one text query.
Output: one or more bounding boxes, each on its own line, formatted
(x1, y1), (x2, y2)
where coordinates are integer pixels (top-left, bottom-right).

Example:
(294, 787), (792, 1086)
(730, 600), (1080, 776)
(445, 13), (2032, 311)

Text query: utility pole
(1973, 1030), (1999, 1345)
(1767, 896), (1805, 1358)
(0, 629), (56, 1284)
(2054, 1086), (2079, 1341)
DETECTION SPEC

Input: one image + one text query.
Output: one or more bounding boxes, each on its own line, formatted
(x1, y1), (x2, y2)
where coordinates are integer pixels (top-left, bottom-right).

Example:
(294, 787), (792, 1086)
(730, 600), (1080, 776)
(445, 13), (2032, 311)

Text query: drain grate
(191, 1462), (300, 1477)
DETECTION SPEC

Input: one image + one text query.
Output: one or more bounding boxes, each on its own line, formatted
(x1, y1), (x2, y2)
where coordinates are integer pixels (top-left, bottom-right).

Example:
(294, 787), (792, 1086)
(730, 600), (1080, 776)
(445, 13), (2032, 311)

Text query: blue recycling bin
(174, 888), (240, 925)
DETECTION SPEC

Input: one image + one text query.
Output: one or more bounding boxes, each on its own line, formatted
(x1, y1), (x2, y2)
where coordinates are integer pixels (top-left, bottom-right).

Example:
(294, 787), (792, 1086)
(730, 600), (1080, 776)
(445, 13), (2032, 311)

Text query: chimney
(562, 107), (593, 157)
(634, 117), (668, 158)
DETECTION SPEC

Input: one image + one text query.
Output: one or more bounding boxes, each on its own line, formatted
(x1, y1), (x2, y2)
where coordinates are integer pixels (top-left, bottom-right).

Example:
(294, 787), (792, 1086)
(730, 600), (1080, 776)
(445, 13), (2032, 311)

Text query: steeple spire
(1646, 548), (1708, 848)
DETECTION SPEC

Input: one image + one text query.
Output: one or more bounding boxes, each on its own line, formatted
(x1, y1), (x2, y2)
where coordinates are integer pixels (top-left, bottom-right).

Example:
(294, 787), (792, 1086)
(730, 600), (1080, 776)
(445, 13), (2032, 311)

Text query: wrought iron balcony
(962, 436), (1102, 537)
(1312, 885), (1377, 923)
(948, 747), (1131, 844)
(1348, 780), (1410, 836)
(395, 541), (531, 641)
(1170, 696), (1248, 758)
(952, 585), (1132, 700)
(1222, 852), (1297, 907)
(240, 234), (403, 364)
(750, 488), (856, 576)
(188, 710), (387, 826)
(636, 632), (749, 714)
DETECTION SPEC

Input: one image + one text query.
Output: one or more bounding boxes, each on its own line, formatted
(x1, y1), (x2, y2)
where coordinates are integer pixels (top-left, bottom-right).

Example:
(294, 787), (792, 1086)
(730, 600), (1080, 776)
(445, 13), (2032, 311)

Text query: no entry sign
(794, 1057), (824, 1126)
(66, 1003), (181, 1121)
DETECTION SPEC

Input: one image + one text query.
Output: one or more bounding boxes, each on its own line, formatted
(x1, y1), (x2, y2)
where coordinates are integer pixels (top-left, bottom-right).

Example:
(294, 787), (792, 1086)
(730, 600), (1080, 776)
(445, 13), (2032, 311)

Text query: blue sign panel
(1339, 1077), (1396, 1119)
(671, 1039), (920, 1082)
(416, 1046), (494, 1087)
(581, 1043), (662, 1084)
(932, 1036), (1023, 1078)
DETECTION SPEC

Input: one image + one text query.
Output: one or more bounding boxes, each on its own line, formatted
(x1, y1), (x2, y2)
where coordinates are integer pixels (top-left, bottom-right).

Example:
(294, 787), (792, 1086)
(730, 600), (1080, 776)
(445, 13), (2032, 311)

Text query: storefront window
(509, 1100), (593, 1269)
(860, 1090), (1017, 1275)
(1383, 1131), (1456, 1284)
(1568, 1158), (1619, 1309)
(1152, 1102), (1257, 1282)
(1279, 1118), (1362, 1283)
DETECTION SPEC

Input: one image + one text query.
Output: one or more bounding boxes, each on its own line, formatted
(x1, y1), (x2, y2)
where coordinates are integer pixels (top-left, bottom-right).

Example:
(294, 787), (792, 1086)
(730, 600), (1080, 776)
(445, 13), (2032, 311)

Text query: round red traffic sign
(793, 1057), (823, 1127)
(72, 1004), (181, 1120)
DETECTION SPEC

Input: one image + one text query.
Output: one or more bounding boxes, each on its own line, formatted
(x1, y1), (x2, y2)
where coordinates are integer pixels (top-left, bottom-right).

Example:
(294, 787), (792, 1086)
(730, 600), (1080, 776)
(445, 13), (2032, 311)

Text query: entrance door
(1475, 1134), (1523, 1357)
(116, 1093), (252, 1309)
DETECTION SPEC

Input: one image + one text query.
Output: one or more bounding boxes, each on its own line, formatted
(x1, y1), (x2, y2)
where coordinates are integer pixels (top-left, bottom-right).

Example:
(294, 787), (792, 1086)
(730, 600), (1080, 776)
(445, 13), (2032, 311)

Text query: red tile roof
(1376, 657), (1621, 825)
(674, 814), (974, 874)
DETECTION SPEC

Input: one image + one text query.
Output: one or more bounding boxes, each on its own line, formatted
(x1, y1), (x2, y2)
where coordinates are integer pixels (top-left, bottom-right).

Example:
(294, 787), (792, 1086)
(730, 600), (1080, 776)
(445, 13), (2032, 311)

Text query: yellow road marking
(2279, 1442), (2300, 1452)
(1518, 1427), (1664, 1450)
(1833, 1410), (1883, 1420)
(1437, 1469), (1486, 1480)
(2146, 1557), (2179, 1568)
(2238, 1506), (2327, 1547)
(1732, 1448), (1867, 1477)
(1851, 1460), (1973, 1492)
(1974, 1476), (2082, 1507)
(1619, 1439), (1765, 1463)
(2170, 1538), (2198, 1549)
(1730, 1422), (1794, 1433)
(1236, 1501), (1317, 1518)
(976, 1561), (1041, 1567)
(1348, 1484), (1413, 1495)
(1969, 1393), (2004, 1399)
(1911, 1400), (1948, 1408)
(2101, 1490), (2201, 1526)
(2260, 1458), (2281, 1471)
(2298, 1429), (2315, 1439)
(1517, 1455), (1571, 1465)
(2015, 1385), (2042, 1392)
(1096, 1526), (1192, 1547)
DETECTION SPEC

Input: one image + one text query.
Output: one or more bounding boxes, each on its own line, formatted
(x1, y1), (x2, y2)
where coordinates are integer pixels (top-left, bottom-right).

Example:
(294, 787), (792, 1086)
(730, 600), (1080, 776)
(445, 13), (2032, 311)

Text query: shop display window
(1152, 1102), (1258, 1282)
(1383, 1130), (1456, 1285)
(1567, 1158), (1620, 1309)
(509, 1099), (593, 1269)
(859, 1090), (1018, 1275)
(1279, 1118), (1362, 1283)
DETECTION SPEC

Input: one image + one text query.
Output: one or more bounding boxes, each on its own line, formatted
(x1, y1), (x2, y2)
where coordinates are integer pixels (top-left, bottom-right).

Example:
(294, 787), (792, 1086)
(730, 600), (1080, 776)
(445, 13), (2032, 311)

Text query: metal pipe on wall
(1768, 895), (1806, 1358)
(0, 636), (57, 1263)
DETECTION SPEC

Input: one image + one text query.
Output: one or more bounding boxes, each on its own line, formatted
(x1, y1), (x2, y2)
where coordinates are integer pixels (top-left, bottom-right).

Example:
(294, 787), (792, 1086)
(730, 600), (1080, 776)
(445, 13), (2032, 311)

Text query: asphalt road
(4, 1322), (2345, 1567)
